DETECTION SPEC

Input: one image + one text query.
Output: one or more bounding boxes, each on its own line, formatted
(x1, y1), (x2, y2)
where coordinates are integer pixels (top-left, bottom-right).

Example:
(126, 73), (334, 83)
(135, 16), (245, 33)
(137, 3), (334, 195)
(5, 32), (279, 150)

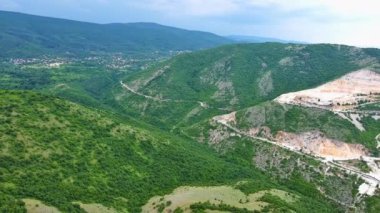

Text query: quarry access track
(214, 119), (380, 184)
(120, 81), (226, 110)
(121, 80), (380, 184)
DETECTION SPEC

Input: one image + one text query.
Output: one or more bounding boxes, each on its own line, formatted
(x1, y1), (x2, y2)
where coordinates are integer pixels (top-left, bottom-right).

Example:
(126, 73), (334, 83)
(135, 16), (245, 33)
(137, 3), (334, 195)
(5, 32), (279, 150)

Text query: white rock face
(275, 69), (380, 111)
(275, 131), (368, 160)
(213, 111), (236, 125)
(359, 181), (378, 196)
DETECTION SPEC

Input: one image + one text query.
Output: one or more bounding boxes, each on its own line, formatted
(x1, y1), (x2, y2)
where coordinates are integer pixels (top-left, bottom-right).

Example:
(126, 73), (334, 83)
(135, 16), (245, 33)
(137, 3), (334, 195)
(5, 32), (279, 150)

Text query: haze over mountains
(0, 10), (380, 213)
(227, 35), (303, 44)
(0, 10), (298, 58)
(0, 11), (233, 57)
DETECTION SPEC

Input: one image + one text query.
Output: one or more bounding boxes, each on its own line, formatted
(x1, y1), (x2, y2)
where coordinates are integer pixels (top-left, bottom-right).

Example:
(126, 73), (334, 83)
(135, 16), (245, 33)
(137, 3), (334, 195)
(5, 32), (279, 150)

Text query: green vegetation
(190, 201), (254, 213)
(0, 59), (128, 119)
(0, 11), (232, 58)
(358, 102), (380, 111)
(0, 194), (26, 212)
(234, 101), (380, 152)
(364, 195), (380, 213)
(345, 160), (372, 173)
(0, 90), (258, 212)
(0, 26), (379, 212)
(121, 43), (379, 128)
(184, 118), (362, 211)
(0, 90), (346, 212)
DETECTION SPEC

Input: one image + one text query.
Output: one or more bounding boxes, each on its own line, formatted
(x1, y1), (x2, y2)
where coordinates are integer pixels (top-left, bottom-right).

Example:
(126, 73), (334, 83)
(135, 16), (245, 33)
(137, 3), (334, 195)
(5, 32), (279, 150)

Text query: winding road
(214, 118), (380, 184)
(121, 80), (380, 186)
(120, 81), (226, 110)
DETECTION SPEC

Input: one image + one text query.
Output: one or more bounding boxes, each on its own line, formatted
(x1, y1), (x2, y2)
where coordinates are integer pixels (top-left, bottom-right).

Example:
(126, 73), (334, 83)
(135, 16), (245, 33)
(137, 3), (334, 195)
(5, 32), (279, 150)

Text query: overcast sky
(1, 0), (379, 47)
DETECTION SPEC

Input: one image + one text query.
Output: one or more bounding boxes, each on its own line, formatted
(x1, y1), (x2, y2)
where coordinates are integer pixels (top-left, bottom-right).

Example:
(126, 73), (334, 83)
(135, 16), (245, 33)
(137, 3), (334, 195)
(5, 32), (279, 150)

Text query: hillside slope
(118, 43), (380, 127)
(0, 90), (346, 212)
(0, 11), (232, 57)
(0, 90), (251, 212)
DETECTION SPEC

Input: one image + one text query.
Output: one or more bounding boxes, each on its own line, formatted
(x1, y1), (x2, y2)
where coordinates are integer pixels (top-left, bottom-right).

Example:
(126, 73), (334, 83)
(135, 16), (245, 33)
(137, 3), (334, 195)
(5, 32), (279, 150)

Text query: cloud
(129, 0), (240, 16)
(0, 0), (20, 10)
(1, 0), (379, 47)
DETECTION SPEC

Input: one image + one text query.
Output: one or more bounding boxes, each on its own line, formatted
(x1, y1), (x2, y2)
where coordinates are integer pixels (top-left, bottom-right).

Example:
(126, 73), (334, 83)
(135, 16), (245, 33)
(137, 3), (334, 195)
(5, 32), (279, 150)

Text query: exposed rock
(275, 69), (380, 111)
(247, 126), (273, 140)
(275, 131), (368, 160)
(130, 65), (170, 90)
(257, 71), (273, 96)
(213, 111), (236, 125)
(278, 57), (294, 66)
(208, 126), (230, 145)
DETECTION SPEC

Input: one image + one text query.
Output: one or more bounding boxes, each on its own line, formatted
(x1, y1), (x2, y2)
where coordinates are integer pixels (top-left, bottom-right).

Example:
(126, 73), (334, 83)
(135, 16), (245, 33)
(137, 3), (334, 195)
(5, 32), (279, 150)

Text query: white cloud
(1, 0), (379, 47)
(0, 0), (20, 10)
(130, 0), (240, 16)
(233, 0), (380, 47)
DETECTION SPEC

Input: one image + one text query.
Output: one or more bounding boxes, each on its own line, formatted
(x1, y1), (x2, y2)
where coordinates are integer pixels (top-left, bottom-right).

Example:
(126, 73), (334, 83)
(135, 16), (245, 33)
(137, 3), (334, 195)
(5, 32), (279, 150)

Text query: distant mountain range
(1, 10), (380, 213)
(0, 11), (232, 57)
(0, 10), (312, 58)
(227, 35), (305, 44)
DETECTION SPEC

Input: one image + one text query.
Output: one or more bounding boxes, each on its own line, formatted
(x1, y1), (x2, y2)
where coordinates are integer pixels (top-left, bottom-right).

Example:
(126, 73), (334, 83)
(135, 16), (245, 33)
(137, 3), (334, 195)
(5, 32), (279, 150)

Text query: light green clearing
(23, 199), (60, 213)
(75, 202), (118, 213)
(23, 199), (118, 213)
(142, 185), (298, 213)
(205, 210), (230, 213)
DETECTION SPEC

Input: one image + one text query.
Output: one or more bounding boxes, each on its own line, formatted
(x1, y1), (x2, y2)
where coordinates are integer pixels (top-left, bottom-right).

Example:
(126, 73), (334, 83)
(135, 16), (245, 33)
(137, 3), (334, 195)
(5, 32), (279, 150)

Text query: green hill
(118, 43), (379, 127)
(0, 90), (345, 212)
(184, 101), (380, 153)
(0, 11), (232, 57)
(0, 90), (252, 212)
(1, 36), (380, 212)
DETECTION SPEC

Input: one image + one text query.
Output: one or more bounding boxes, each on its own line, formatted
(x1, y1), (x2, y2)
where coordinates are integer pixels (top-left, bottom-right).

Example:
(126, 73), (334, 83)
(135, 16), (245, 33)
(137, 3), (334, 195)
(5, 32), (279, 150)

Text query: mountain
(0, 90), (343, 212)
(227, 35), (303, 44)
(0, 11), (232, 57)
(118, 43), (380, 127)
(1, 17), (380, 212)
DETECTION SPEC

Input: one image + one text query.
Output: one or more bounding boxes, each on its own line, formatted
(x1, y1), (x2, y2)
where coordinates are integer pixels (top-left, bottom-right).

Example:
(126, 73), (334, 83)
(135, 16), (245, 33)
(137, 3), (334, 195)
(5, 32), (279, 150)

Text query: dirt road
(213, 118), (380, 184)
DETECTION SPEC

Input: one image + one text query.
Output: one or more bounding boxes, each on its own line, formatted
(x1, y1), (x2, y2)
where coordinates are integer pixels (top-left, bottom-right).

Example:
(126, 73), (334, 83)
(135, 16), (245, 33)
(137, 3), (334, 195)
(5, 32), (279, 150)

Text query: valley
(0, 10), (380, 213)
(207, 68), (380, 203)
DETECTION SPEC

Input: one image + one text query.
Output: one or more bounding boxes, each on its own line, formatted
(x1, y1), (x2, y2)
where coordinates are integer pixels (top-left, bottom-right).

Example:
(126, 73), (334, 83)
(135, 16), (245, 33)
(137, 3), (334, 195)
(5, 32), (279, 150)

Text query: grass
(0, 90), (346, 212)
(74, 202), (117, 213)
(142, 185), (297, 213)
(0, 90), (262, 212)
(0, 43), (378, 212)
(22, 199), (60, 213)
(234, 101), (380, 153)
(120, 43), (377, 129)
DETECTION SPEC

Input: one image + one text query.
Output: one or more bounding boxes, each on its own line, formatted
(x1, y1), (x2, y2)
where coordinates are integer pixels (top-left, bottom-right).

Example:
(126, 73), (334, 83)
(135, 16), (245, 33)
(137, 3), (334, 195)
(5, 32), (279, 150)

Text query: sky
(1, 0), (379, 47)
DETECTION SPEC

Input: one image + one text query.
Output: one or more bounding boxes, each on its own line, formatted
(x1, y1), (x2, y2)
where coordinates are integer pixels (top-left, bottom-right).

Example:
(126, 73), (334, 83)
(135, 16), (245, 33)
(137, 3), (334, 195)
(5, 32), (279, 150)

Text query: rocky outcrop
(213, 111), (236, 125)
(275, 131), (368, 160)
(275, 69), (380, 111)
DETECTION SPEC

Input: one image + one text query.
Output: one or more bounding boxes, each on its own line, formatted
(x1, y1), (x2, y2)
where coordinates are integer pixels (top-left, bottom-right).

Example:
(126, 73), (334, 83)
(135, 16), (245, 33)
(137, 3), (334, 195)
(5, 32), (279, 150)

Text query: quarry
(275, 69), (380, 112)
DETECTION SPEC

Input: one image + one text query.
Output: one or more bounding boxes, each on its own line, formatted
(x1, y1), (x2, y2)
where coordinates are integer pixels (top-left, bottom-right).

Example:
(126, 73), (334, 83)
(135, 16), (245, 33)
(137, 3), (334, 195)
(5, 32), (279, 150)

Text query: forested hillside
(0, 11), (380, 211)
(0, 11), (232, 57)
(0, 90), (345, 212)
(119, 43), (379, 127)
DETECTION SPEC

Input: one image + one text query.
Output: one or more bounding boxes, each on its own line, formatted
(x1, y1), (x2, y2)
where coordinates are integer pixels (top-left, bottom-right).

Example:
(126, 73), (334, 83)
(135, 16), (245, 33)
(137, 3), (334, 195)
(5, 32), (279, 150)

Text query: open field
(23, 199), (60, 213)
(142, 185), (297, 213)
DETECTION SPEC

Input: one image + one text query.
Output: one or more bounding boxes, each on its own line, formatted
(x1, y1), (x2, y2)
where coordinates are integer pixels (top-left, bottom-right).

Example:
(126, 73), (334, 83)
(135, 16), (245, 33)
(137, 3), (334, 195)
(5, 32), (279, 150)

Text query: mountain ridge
(0, 10), (233, 57)
(118, 43), (379, 128)
(227, 35), (305, 44)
